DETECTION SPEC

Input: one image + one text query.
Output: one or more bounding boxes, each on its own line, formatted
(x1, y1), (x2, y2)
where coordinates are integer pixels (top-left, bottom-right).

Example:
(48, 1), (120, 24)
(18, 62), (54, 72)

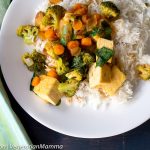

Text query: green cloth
(0, 80), (32, 146)
(0, 0), (10, 24)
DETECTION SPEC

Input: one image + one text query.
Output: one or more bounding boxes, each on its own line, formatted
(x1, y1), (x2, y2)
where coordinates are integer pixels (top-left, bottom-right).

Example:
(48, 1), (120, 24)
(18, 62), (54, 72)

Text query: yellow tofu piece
(97, 38), (114, 63)
(101, 66), (126, 96)
(89, 63), (111, 88)
(33, 76), (62, 105)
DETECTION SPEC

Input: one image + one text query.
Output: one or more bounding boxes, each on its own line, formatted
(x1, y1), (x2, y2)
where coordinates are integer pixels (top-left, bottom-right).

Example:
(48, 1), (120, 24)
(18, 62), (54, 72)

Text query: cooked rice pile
(36, 0), (150, 109)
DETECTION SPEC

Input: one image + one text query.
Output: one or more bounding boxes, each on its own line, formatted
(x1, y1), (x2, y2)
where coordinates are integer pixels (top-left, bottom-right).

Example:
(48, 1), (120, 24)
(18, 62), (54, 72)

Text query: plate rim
(0, 0), (150, 138)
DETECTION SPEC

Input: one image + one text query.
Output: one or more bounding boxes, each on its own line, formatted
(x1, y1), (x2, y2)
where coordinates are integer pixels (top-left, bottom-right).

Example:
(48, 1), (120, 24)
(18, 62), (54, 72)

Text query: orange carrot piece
(45, 28), (57, 40)
(73, 3), (82, 10)
(67, 41), (79, 50)
(73, 20), (83, 31)
(32, 76), (40, 87)
(73, 3), (88, 15)
(67, 41), (81, 56)
(81, 37), (92, 46)
(38, 31), (46, 40)
(47, 69), (58, 79)
(53, 44), (65, 55)
(49, 0), (62, 4)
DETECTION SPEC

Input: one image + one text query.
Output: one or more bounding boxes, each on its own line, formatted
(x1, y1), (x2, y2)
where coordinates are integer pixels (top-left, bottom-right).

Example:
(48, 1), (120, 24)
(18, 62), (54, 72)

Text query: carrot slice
(45, 28), (57, 40)
(67, 41), (81, 56)
(53, 44), (65, 55)
(81, 37), (92, 46)
(67, 41), (79, 50)
(47, 68), (58, 79)
(49, 0), (62, 4)
(73, 20), (83, 31)
(38, 31), (46, 40)
(32, 76), (40, 87)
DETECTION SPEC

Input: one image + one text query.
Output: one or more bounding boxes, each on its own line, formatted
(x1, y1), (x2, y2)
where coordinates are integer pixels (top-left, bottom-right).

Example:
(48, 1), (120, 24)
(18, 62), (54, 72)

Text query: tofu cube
(33, 76), (62, 105)
(101, 66), (126, 96)
(89, 63), (111, 88)
(97, 38), (114, 63)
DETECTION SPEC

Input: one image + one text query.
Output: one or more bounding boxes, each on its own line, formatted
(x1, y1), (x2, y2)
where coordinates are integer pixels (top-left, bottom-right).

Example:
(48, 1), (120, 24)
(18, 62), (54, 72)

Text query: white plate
(0, 0), (150, 138)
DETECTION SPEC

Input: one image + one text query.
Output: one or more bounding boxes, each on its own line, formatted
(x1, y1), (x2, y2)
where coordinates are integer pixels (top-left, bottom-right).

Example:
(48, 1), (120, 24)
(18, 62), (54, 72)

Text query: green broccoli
(22, 52), (34, 70)
(58, 79), (79, 97)
(42, 5), (66, 30)
(100, 1), (120, 19)
(71, 52), (94, 74)
(71, 55), (85, 71)
(56, 57), (69, 75)
(17, 25), (39, 44)
(136, 64), (150, 80)
(89, 20), (112, 40)
(66, 70), (82, 81)
(44, 41), (58, 59)
(101, 20), (112, 40)
(22, 50), (46, 75)
(82, 53), (95, 65)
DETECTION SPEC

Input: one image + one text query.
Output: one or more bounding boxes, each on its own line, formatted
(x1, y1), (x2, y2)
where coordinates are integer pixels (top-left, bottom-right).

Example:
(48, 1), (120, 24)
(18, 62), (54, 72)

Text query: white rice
(35, 0), (150, 109)
(139, 54), (150, 64)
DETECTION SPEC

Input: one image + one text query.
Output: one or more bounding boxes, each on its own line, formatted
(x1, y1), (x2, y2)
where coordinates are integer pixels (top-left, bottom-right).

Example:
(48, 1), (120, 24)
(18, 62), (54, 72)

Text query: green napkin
(0, 0), (10, 24)
(0, 0), (32, 146)
(0, 80), (32, 146)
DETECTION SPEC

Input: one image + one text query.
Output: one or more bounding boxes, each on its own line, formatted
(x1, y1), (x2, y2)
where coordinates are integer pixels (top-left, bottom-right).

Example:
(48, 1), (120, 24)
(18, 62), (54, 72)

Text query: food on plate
(136, 64), (150, 80)
(16, 0), (150, 108)
(33, 76), (62, 105)
(89, 63), (111, 88)
(17, 25), (39, 44)
(22, 50), (46, 75)
(99, 65), (126, 96)
(100, 1), (120, 19)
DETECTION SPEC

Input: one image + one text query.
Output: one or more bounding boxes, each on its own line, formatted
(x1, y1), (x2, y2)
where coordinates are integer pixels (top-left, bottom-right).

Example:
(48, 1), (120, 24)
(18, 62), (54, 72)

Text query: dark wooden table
(1, 1), (150, 149)
(1, 67), (150, 150)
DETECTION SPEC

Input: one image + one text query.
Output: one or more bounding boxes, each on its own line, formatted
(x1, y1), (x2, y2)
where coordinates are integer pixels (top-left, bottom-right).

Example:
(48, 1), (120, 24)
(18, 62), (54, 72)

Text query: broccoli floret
(58, 79), (79, 97)
(42, 15), (51, 26)
(66, 70), (82, 81)
(71, 52), (94, 74)
(22, 50), (46, 75)
(136, 64), (150, 80)
(56, 57), (69, 75)
(44, 41), (58, 59)
(17, 25), (39, 44)
(71, 55), (85, 69)
(89, 20), (112, 40)
(100, 20), (112, 39)
(42, 5), (66, 30)
(22, 52), (34, 70)
(82, 53), (95, 65)
(72, 52), (95, 68)
(100, 1), (120, 19)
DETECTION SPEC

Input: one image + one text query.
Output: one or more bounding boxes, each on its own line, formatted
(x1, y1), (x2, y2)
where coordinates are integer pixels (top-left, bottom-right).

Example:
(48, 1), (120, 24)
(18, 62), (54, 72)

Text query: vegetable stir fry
(18, 1), (144, 106)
